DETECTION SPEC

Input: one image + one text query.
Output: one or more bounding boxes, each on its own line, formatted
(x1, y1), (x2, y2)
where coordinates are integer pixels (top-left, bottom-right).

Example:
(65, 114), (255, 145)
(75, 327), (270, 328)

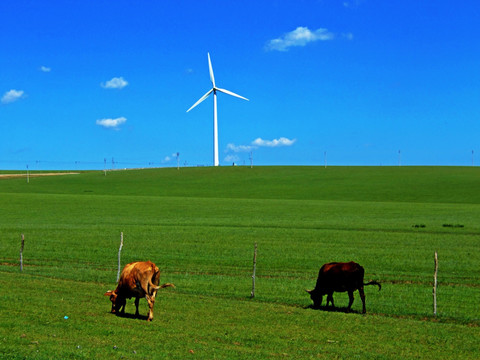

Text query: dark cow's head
(306, 289), (322, 308)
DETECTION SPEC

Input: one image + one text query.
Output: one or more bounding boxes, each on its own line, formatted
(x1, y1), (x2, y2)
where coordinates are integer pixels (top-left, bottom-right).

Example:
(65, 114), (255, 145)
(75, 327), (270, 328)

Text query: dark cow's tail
(364, 280), (381, 291)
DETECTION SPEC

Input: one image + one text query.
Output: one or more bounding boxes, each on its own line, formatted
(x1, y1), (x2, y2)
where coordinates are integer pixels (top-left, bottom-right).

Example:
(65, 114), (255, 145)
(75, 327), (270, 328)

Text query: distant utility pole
(176, 152), (180, 170)
(324, 151), (327, 168)
(117, 232), (124, 283)
(20, 234), (25, 272)
(433, 251), (438, 316)
(398, 150), (402, 166)
(251, 242), (257, 298)
(26, 165), (29, 183)
(249, 151), (253, 169)
(472, 150), (475, 167)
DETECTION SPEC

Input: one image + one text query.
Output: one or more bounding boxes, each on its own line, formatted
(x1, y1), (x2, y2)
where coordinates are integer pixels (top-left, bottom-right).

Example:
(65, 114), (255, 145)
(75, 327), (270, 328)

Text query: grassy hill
(0, 166), (479, 359)
(3, 166), (480, 203)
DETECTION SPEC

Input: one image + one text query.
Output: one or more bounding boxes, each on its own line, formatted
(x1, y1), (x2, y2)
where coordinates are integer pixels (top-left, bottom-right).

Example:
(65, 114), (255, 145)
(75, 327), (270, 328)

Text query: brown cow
(104, 261), (175, 321)
(306, 261), (381, 313)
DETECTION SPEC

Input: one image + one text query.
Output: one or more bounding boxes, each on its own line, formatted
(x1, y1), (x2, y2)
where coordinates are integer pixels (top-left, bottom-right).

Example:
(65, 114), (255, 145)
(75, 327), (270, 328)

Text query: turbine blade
(216, 87), (249, 101)
(186, 89), (213, 112)
(208, 53), (215, 87)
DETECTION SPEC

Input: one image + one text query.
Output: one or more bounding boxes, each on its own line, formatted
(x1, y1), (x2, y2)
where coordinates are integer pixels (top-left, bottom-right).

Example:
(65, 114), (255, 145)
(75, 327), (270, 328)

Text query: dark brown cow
(306, 261), (381, 313)
(104, 261), (175, 321)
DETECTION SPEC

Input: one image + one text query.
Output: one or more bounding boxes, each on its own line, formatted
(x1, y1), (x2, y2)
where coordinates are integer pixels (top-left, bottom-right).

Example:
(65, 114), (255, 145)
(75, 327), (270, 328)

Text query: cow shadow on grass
(108, 312), (149, 321)
(306, 305), (361, 314)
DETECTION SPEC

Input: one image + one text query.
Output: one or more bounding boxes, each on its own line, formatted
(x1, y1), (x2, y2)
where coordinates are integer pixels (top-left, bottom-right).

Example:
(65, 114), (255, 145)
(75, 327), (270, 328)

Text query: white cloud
(225, 137), (296, 158)
(226, 143), (255, 153)
(1, 89), (25, 104)
(101, 77), (128, 89)
(96, 117), (127, 129)
(266, 26), (335, 51)
(40, 66), (51, 72)
(252, 137), (297, 147)
(224, 155), (240, 163)
(162, 153), (180, 163)
(343, 1), (361, 9)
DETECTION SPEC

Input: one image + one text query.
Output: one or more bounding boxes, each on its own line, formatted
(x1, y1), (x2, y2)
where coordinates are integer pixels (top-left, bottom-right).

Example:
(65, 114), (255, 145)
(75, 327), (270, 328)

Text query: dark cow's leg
(326, 292), (335, 308)
(347, 291), (355, 311)
(134, 297), (140, 317)
(358, 287), (366, 314)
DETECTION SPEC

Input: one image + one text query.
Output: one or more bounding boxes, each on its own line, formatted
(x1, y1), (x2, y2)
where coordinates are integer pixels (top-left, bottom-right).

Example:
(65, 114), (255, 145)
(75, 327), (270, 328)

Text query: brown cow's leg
(359, 287), (366, 314)
(347, 291), (355, 311)
(118, 297), (126, 314)
(134, 297), (140, 317)
(146, 295), (155, 321)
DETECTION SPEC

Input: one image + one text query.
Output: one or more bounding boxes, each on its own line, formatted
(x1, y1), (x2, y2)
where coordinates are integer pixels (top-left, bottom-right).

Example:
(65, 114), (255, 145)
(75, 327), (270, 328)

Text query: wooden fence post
(433, 251), (438, 316)
(116, 232), (124, 283)
(20, 234), (25, 272)
(251, 243), (257, 298)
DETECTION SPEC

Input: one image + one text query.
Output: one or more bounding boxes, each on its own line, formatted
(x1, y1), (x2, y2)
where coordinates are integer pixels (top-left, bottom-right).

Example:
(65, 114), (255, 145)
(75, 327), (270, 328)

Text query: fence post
(251, 243), (257, 298)
(433, 251), (438, 316)
(20, 234), (25, 272)
(116, 232), (124, 283)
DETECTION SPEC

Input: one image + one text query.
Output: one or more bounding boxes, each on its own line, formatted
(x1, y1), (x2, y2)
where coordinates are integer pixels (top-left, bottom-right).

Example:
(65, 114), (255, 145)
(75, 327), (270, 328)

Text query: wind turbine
(187, 53), (248, 166)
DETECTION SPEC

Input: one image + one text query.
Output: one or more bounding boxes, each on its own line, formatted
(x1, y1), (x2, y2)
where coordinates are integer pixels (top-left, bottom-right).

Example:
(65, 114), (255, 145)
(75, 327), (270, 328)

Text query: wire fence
(0, 158), (206, 171)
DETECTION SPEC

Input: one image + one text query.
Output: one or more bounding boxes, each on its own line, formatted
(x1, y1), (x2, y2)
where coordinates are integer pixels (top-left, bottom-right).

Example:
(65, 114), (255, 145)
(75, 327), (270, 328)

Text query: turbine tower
(187, 53), (248, 166)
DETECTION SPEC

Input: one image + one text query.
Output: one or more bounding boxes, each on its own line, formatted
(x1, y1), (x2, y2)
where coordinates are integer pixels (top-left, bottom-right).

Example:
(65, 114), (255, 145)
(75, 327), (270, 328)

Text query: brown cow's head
(306, 289), (323, 308)
(104, 290), (120, 313)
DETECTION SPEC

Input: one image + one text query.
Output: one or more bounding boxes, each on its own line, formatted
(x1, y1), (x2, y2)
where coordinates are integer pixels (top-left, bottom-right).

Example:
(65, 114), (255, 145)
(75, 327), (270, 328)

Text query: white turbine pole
(187, 52), (248, 167)
(213, 89), (218, 166)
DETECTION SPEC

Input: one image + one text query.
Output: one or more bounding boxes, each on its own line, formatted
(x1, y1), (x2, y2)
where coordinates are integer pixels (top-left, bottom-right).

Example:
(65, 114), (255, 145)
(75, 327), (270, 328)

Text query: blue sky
(1, 1), (479, 169)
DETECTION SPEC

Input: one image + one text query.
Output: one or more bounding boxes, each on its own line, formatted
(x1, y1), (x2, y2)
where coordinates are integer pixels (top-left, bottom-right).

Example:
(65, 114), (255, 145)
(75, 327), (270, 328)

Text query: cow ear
(104, 290), (113, 296)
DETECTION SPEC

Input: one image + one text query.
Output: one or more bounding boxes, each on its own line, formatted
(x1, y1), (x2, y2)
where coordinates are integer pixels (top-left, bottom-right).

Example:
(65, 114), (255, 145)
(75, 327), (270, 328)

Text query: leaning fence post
(433, 251), (438, 316)
(251, 242), (257, 298)
(20, 234), (25, 272)
(116, 232), (124, 282)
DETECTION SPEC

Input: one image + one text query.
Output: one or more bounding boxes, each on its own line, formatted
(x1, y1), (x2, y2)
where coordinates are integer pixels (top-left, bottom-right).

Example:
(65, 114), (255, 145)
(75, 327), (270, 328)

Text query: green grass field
(0, 166), (479, 359)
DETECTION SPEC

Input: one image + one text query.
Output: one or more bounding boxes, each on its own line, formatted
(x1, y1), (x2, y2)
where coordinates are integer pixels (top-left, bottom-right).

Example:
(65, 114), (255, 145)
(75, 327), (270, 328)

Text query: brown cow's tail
(364, 281), (381, 291)
(148, 280), (161, 291)
(159, 283), (175, 289)
(148, 265), (161, 292)
(145, 280), (174, 295)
